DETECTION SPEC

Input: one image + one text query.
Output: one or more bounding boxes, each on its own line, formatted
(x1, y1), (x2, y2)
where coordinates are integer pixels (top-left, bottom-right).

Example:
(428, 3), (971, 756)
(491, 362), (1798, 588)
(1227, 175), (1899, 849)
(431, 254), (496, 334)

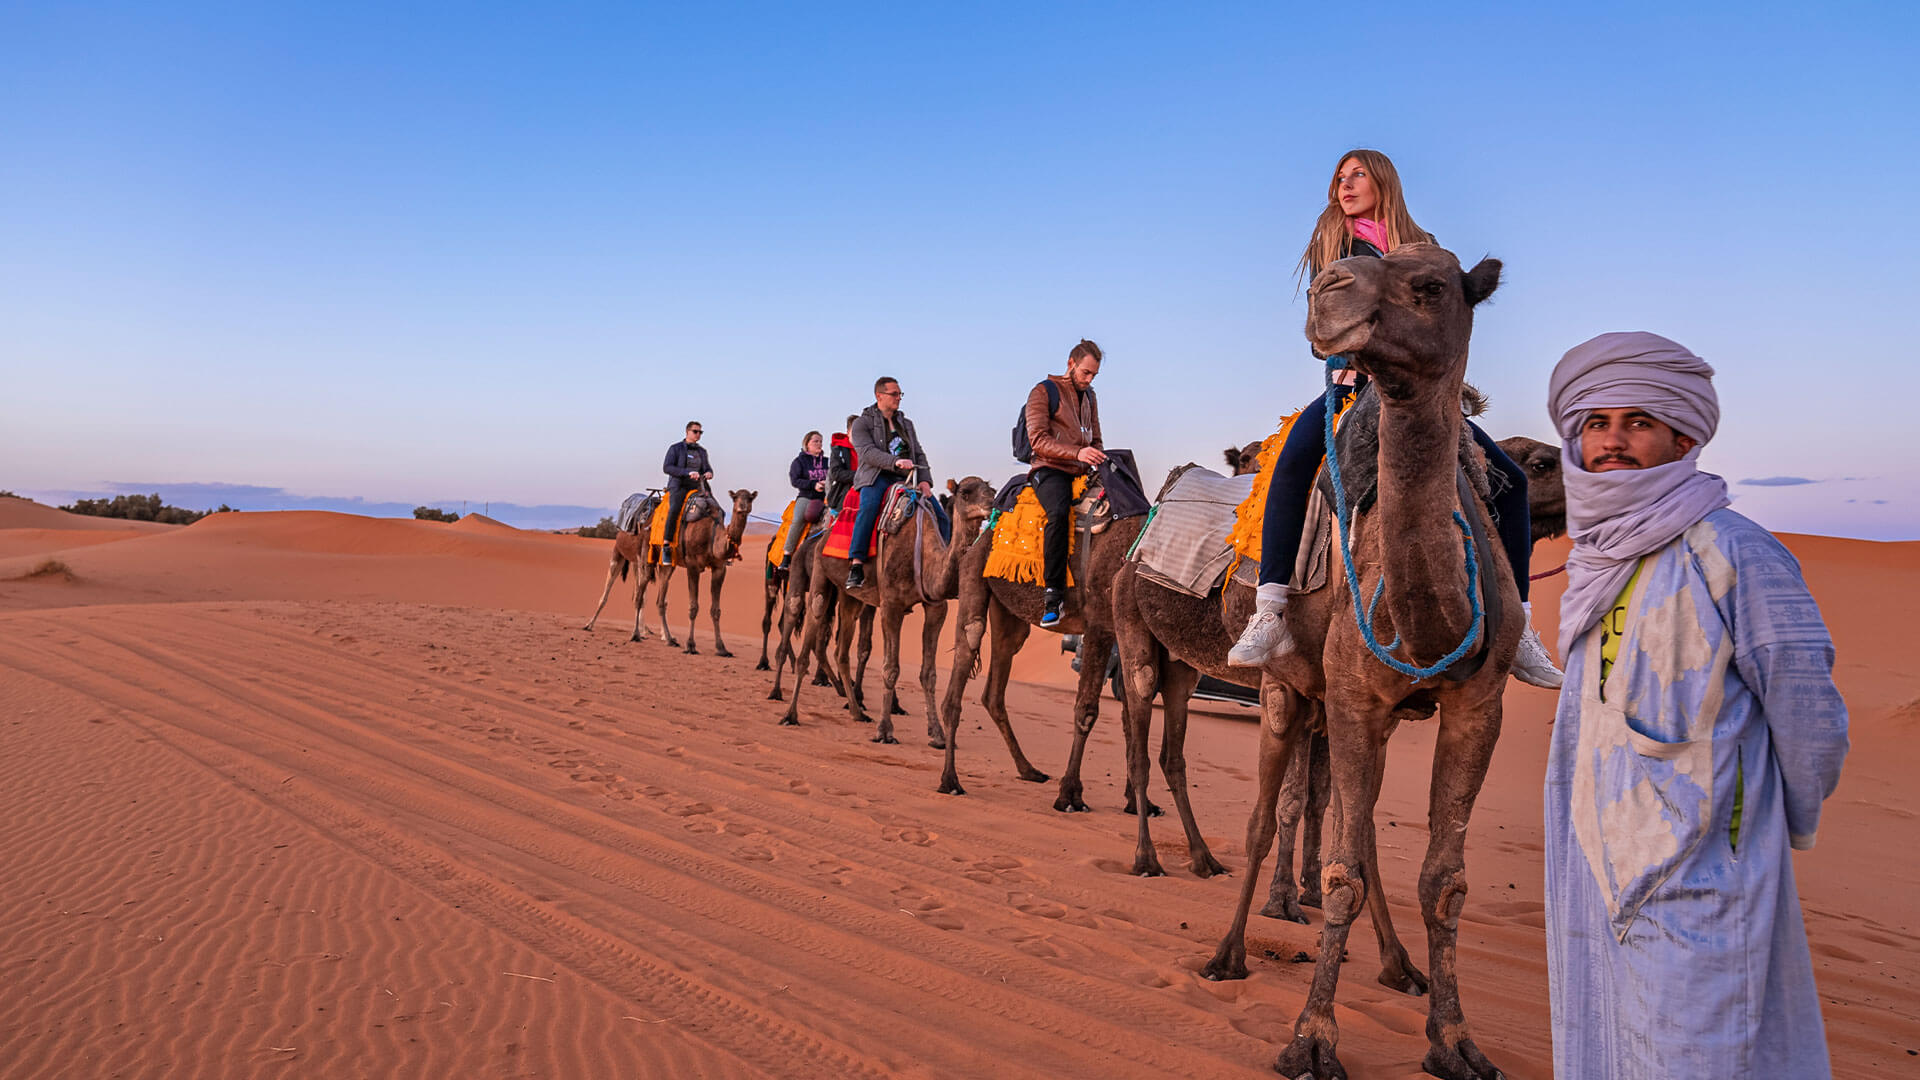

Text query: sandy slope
(0, 510), (1915, 1078)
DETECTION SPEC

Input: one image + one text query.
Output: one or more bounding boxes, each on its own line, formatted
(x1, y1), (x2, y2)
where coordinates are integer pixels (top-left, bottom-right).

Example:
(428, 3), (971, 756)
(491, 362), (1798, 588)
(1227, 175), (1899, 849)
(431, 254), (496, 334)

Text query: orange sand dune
(0, 494), (179, 533)
(1, 509), (1915, 1078)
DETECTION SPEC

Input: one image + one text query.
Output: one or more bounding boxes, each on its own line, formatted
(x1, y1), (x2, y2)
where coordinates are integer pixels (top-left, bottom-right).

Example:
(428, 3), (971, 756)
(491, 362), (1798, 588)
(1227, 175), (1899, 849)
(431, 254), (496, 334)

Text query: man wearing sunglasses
(660, 420), (714, 567)
(845, 377), (933, 588)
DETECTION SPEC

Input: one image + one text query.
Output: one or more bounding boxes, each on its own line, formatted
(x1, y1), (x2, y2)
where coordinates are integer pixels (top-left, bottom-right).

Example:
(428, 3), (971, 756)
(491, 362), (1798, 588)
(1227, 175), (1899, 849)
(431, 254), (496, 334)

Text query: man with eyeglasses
(660, 419), (713, 567)
(845, 377), (932, 588)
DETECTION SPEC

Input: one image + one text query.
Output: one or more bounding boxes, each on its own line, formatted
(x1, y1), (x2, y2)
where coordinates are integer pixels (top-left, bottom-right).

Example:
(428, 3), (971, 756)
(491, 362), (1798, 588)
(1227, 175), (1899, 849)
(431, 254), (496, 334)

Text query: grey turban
(1547, 331), (1719, 445)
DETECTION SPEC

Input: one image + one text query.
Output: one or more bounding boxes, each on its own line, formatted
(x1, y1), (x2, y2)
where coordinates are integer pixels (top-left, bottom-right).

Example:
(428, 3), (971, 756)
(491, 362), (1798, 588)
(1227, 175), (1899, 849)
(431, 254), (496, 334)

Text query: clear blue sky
(5, 1), (1916, 536)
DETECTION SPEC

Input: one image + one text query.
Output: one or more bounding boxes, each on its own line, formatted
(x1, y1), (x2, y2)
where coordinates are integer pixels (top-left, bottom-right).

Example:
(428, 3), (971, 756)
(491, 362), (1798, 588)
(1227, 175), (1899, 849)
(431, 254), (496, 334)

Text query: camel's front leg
(630, 566), (653, 642)
(936, 574), (990, 765)
(1054, 627), (1113, 810)
(1113, 621), (1166, 877)
(835, 596), (870, 724)
(681, 568), (702, 654)
(872, 603), (907, 744)
(1204, 680), (1304, 979)
(584, 554), (622, 630)
(1273, 687), (1387, 1080)
(708, 565), (732, 657)
(1155, 661), (1227, 877)
(915, 597), (948, 746)
(979, 601), (1046, 783)
(1414, 696), (1506, 1080)
(780, 589), (830, 726)
(1363, 734), (1428, 996)
(1264, 720), (1318, 924)
(654, 566), (679, 646)
(756, 573), (778, 670)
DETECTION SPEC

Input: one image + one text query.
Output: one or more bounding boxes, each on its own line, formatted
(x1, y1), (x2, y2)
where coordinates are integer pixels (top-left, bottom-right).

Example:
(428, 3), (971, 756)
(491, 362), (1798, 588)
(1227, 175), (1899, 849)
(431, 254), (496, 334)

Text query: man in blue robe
(1543, 332), (1850, 1079)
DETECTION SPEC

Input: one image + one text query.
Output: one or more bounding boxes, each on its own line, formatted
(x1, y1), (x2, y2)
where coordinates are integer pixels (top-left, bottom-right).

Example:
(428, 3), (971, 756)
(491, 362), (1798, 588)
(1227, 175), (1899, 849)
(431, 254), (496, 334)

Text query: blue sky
(5, 2), (1917, 536)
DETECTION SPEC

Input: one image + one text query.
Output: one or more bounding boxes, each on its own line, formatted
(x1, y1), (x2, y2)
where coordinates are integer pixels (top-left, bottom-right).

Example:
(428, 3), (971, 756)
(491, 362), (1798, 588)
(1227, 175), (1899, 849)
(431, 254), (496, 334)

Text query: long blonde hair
(1295, 149), (1433, 285)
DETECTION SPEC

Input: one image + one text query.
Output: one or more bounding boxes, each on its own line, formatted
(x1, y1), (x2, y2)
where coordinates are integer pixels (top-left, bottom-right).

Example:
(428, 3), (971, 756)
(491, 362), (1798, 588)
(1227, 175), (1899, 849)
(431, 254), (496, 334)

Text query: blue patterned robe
(1545, 509), (1849, 1079)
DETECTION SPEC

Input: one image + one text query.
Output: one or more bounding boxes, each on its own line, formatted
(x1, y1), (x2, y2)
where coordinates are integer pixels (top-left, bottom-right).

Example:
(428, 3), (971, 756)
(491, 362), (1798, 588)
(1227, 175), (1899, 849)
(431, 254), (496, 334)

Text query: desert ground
(2, 494), (1915, 1078)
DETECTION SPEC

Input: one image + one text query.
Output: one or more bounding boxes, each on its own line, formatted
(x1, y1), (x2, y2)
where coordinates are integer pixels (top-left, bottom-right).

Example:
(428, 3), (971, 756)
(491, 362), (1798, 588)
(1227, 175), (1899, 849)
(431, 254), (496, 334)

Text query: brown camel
(582, 488), (756, 655)
(1262, 434), (1568, 924)
(1496, 434), (1566, 542)
(935, 488), (1174, 824)
(780, 478), (995, 743)
(1180, 243), (1519, 1080)
(761, 523), (893, 716)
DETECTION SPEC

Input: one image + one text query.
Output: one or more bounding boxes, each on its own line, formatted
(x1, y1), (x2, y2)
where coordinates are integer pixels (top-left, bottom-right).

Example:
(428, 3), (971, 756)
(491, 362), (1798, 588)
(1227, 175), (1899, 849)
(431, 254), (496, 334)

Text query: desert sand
(2, 494), (1915, 1078)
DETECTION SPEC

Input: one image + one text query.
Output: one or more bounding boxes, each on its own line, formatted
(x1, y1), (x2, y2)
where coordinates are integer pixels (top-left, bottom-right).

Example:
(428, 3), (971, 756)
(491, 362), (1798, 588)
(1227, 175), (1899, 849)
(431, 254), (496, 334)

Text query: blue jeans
(847, 481), (892, 562)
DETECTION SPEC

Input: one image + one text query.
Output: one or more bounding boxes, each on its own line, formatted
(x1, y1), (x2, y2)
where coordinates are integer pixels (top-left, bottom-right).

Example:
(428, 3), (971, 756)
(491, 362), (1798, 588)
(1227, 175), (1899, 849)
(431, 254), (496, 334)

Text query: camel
(935, 485), (1173, 824)
(582, 488), (756, 656)
(761, 523), (897, 719)
(1259, 433), (1568, 925)
(1161, 243), (1520, 1080)
(780, 478), (994, 744)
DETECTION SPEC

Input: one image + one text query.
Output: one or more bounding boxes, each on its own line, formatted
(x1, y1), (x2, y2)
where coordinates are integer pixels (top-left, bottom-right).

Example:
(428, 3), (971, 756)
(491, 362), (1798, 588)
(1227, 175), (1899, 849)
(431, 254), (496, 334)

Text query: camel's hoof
(1191, 853), (1230, 879)
(685, 646), (699, 655)
(1377, 960), (1429, 997)
(1259, 897), (1310, 925)
(767, 687), (784, 702)
(1052, 793), (1089, 813)
(937, 777), (967, 796)
(1131, 855), (1167, 878)
(716, 647), (733, 658)
(1124, 799), (1164, 818)
(1200, 947), (1248, 982)
(1274, 1034), (1347, 1080)
(872, 732), (899, 745)
(1421, 1038), (1504, 1080)
(754, 659), (770, 671)
(927, 737), (947, 751)
(890, 699), (907, 716)
(582, 624), (594, 632)
(850, 714), (872, 724)
(1017, 769), (1050, 785)
(778, 716), (799, 727)
(629, 634), (642, 643)
(814, 672), (835, 688)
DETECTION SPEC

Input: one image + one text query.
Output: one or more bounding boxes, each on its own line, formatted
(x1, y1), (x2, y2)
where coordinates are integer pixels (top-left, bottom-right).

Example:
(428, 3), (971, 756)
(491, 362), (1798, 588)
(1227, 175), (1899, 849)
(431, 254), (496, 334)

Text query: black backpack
(1011, 379), (1062, 464)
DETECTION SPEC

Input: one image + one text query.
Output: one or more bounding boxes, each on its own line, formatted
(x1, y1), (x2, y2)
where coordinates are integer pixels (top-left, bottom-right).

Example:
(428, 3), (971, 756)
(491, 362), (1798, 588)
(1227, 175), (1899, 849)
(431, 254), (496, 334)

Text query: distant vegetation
(413, 506), (461, 522)
(0, 489), (17, 498)
(573, 516), (619, 539)
(60, 493), (232, 525)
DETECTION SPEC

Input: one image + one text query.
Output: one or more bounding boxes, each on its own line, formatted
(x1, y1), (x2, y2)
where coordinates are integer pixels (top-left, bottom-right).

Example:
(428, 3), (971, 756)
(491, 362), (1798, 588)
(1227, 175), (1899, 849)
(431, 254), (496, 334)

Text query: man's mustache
(1591, 453), (1641, 468)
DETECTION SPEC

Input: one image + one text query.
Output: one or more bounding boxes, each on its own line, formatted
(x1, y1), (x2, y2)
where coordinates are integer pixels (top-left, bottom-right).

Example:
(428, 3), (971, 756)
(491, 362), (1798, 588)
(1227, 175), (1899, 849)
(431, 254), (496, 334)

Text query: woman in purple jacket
(778, 431), (829, 574)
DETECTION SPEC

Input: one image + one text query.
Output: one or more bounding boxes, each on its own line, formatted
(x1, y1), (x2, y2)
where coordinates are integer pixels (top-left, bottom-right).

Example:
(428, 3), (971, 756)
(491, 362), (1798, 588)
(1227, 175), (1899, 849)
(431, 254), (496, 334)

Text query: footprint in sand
(683, 820), (721, 835)
(668, 802), (715, 817)
(1014, 898), (1068, 920)
(737, 846), (775, 863)
(786, 779), (812, 795)
(882, 826), (934, 846)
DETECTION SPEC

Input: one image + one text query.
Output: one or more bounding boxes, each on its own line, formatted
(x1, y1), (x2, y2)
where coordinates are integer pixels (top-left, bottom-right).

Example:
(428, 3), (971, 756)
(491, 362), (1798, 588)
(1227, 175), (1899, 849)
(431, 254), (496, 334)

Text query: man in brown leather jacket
(1025, 339), (1105, 626)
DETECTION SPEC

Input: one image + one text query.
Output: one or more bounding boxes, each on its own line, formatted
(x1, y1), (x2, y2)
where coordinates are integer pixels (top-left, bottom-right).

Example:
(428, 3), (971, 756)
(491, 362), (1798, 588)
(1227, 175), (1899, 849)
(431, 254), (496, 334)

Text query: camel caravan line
(582, 243), (1567, 1079)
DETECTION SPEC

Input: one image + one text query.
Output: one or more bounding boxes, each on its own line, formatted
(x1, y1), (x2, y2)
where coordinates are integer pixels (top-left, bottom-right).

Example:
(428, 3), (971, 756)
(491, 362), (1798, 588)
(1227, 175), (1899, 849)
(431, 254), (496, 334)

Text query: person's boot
(1040, 588), (1065, 627)
(844, 561), (865, 589)
(1228, 590), (1292, 667)
(1511, 601), (1565, 689)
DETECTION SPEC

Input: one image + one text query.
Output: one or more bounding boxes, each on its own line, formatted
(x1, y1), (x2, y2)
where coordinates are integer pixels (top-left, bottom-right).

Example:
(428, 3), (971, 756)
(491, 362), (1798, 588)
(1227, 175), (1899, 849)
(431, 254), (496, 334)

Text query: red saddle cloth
(820, 486), (863, 560)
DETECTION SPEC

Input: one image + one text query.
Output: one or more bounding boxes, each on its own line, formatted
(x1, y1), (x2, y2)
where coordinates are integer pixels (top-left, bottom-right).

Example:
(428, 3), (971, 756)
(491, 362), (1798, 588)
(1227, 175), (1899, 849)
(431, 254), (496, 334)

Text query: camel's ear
(947, 478), (958, 494)
(1463, 257), (1502, 307)
(1224, 447), (1242, 468)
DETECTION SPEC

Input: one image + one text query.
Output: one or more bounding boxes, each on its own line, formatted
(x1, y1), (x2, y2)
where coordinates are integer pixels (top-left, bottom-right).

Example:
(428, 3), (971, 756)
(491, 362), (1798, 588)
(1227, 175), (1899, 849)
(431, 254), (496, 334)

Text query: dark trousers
(1256, 388), (1532, 601)
(664, 482), (694, 545)
(1031, 466), (1076, 593)
(847, 481), (892, 562)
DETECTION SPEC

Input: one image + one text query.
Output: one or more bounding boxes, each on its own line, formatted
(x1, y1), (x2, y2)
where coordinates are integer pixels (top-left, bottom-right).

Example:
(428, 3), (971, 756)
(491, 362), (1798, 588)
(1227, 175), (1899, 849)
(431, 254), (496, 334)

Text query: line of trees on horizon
(59, 493), (234, 525)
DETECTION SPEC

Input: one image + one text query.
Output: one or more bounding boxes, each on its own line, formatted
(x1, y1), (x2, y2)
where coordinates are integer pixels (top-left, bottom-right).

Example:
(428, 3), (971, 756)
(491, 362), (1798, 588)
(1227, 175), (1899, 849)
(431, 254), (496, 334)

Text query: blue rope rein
(1322, 357), (1484, 682)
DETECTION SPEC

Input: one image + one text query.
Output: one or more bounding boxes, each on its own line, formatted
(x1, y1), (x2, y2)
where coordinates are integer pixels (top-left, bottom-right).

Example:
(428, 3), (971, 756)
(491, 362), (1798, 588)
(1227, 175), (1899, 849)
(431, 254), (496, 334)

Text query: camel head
(1304, 243), (1501, 401)
(947, 475), (996, 530)
(1224, 441), (1262, 476)
(726, 488), (757, 521)
(1495, 436), (1567, 542)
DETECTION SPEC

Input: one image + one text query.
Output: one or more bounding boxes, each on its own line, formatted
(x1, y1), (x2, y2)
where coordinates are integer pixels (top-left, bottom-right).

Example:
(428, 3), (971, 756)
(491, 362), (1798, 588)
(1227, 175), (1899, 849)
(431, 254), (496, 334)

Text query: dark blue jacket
(663, 440), (711, 490)
(789, 452), (828, 496)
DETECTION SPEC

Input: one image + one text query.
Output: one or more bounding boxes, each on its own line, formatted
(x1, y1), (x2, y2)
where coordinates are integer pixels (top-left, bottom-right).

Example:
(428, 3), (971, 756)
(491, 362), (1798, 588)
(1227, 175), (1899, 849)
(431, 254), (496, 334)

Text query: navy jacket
(789, 452), (828, 496)
(663, 440), (712, 490)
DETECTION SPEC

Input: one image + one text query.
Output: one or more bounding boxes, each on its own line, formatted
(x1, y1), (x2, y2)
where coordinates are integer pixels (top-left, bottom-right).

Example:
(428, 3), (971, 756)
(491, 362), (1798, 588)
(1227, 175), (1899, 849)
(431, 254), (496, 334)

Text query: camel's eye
(1412, 279), (1445, 299)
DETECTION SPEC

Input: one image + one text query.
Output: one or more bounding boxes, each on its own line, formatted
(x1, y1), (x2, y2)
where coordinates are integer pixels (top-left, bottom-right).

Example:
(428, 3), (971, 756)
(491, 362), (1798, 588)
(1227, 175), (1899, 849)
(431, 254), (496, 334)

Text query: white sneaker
(1511, 621), (1564, 689)
(1229, 610), (1292, 667)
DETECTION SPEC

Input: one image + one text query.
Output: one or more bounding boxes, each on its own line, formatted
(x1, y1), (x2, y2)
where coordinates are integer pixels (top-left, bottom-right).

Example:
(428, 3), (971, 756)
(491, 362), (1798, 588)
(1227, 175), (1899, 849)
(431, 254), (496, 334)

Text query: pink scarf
(1349, 217), (1389, 253)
